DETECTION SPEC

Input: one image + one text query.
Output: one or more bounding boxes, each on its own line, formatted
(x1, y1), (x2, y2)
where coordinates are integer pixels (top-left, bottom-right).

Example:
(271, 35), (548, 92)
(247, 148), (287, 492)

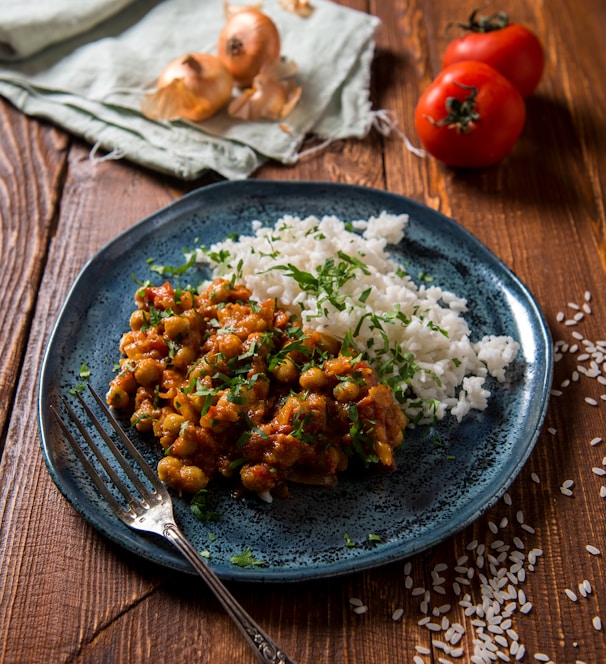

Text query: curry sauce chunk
(107, 278), (407, 498)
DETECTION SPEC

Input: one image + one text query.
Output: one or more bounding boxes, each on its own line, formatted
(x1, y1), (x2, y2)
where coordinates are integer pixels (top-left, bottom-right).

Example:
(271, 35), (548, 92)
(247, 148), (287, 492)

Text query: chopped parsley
(190, 489), (221, 523)
(229, 548), (265, 567)
(344, 533), (356, 548)
(69, 362), (91, 395)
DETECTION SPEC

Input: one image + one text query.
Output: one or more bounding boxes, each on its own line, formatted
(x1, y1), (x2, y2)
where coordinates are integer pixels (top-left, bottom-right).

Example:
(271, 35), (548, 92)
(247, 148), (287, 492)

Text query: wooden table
(2, 1), (606, 662)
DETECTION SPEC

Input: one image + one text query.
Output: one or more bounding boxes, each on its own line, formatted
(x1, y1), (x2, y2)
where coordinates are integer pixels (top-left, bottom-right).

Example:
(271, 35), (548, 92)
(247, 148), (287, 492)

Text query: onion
(279, 0), (314, 17)
(141, 53), (233, 122)
(217, 6), (281, 88)
(228, 61), (301, 121)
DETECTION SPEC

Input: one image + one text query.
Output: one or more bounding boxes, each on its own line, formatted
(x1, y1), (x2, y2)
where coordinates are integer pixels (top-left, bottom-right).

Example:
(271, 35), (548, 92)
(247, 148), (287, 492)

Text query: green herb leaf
(229, 548), (265, 567)
(190, 490), (221, 523)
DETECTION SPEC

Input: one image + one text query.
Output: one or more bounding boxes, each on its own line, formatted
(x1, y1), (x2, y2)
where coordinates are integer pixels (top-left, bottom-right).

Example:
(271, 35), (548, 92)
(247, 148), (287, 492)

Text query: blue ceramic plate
(38, 181), (553, 582)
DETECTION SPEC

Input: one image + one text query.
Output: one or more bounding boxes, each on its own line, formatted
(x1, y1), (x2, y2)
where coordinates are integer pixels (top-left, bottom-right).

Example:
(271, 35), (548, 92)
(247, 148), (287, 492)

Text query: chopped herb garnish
(229, 548), (265, 567)
(190, 490), (221, 523)
(149, 252), (196, 277)
(344, 533), (356, 548)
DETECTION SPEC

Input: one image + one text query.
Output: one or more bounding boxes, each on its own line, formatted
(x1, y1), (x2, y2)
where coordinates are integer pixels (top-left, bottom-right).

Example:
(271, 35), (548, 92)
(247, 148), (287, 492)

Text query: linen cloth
(0, 0), (380, 179)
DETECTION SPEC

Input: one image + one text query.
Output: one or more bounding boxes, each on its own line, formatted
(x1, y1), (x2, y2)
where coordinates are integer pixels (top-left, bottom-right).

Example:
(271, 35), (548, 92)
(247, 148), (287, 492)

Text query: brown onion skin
(217, 9), (281, 88)
(142, 53), (233, 122)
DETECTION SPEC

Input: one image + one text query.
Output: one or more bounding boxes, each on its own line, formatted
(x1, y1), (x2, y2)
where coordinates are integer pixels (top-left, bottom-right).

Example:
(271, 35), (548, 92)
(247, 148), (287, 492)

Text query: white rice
(196, 213), (520, 424)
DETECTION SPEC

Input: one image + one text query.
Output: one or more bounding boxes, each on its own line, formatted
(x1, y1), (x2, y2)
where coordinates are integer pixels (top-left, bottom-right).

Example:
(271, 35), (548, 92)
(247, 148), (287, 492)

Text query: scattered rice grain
(593, 616), (602, 631)
(520, 602), (533, 614)
(586, 545), (601, 556)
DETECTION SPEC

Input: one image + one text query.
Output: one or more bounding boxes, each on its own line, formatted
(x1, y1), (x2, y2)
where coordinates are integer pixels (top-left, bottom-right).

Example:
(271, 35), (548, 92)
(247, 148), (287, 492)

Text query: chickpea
(299, 366), (327, 391)
(129, 309), (148, 331)
(173, 395), (198, 421)
(134, 358), (163, 386)
(162, 412), (185, 436)
(171, 344), (197, 371)
(176, 289), (194, 310)
(368, 385), (394, 408)
(120, 330), (144, 357)
(106, 385), (129, 409)
(115, 368), (138, 393)
(179, 465), (208, 493)
(313, 331), (341, 356)
(240, 464), (274, 493)
(157, 455), (183, 485)
(216, 332), (242, 359)
(333, 380), (361, 402)
(323, 355), (353, 377)
(271, 356), (298, 383)
(131, 408), (154, 433)
(171, 434), (198, 458)
(211, 392), (240, 423)
(164, 315), (190, 340)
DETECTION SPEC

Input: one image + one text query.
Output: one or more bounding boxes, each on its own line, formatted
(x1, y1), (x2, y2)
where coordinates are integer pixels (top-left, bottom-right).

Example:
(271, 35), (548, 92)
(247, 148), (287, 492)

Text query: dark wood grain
(1, 0), (606, 662)
(0, 103), (68, 449)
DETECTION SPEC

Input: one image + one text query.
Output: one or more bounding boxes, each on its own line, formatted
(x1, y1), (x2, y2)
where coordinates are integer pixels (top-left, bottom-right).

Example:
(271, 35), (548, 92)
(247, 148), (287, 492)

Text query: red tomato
(443, 9), (544, 97)
(414, 61), (525, 169)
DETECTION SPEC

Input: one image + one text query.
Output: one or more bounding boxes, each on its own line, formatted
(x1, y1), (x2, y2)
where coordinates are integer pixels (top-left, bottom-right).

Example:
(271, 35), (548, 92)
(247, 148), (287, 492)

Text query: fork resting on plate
(52, 384), (295, 664)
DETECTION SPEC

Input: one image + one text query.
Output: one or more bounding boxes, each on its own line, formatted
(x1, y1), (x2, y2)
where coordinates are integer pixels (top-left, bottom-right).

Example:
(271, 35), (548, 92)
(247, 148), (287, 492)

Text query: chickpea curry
(107, 278), (408, 499)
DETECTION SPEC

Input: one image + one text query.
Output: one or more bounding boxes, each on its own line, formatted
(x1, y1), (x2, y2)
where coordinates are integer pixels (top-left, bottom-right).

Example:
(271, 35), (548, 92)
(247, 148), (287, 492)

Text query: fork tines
(51, 384), (166, 520)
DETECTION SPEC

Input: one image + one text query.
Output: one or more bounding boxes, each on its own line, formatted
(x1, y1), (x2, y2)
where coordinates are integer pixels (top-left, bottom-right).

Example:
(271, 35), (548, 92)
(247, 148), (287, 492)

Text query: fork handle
(163, 523), (296, 664)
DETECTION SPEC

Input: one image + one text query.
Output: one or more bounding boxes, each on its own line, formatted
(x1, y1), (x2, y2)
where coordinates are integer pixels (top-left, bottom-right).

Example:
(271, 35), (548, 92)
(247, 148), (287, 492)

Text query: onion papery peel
(279, 0), (314, 17)
(228, 60), (302, 121)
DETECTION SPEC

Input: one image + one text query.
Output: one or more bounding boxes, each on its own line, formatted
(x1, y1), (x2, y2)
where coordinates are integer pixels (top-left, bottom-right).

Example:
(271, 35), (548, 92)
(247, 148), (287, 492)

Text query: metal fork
(51, 384), (295, 664)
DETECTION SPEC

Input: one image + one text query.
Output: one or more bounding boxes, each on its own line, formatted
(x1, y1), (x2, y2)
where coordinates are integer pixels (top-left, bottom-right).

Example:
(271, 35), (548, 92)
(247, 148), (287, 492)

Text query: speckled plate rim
(38, 180), (553, 583)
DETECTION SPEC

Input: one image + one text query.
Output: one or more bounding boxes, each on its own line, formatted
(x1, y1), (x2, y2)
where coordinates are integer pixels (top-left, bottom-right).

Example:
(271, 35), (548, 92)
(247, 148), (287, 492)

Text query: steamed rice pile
(196, 213), (519, 425)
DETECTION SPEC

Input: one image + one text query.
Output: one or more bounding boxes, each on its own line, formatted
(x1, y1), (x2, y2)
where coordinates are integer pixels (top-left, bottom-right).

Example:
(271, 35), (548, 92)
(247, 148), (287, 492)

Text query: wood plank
(0, 101), (68, 447)
(0, 142), (187, 663)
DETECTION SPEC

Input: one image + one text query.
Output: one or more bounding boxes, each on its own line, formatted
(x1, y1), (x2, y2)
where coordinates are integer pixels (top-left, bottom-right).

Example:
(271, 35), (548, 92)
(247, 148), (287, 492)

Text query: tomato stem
(423, 82), (480, 134)
(447, 7), (509, 33)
